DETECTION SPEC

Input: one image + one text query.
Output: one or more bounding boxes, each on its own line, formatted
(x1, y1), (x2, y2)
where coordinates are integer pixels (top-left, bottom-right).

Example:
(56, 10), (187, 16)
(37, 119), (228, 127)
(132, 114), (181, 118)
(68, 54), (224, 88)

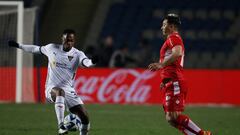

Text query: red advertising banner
(37, 68), (240, 105)
(184, 70), (240, 105)
(1, 67), (240, 105)
(0, 67), (16, 102)
(74, 68), (163, 104)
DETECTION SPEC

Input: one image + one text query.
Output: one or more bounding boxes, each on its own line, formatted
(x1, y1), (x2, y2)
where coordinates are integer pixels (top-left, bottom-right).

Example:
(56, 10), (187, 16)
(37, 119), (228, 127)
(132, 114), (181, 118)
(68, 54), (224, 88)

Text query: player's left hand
(8, 40), (19, 48)
(148, 63), (163, 71)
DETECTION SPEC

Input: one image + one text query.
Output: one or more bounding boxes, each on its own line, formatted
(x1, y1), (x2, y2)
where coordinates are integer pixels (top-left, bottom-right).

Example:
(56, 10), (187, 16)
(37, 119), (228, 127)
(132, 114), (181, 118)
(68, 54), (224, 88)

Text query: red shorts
(162, 80), (187, 112)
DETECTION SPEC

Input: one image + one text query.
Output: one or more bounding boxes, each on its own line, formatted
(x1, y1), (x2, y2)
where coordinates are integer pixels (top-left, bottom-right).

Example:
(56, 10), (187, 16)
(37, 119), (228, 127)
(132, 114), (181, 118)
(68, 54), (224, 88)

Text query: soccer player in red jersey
(148, 13), (212, 135)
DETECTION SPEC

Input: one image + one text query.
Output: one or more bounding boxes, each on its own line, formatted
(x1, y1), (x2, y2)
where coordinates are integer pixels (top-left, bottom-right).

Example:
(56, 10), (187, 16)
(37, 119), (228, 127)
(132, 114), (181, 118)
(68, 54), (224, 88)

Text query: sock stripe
(55, 102), (64, 104)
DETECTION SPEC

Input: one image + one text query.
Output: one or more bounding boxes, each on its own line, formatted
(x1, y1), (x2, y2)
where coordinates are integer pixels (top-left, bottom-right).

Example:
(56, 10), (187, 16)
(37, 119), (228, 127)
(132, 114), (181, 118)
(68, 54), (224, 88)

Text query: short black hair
(63, 29), (76, 35)
(164, 13), (181, 26)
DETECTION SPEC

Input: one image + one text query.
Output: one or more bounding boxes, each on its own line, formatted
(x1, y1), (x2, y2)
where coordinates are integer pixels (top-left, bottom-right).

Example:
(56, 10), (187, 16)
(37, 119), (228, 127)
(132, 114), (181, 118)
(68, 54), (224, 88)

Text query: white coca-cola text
(74, 69), (156, 103)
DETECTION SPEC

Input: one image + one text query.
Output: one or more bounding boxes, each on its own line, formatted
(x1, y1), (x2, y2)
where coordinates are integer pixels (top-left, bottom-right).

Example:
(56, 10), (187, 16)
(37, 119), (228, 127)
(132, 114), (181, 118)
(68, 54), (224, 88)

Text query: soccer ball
(64, 113), (81, 131)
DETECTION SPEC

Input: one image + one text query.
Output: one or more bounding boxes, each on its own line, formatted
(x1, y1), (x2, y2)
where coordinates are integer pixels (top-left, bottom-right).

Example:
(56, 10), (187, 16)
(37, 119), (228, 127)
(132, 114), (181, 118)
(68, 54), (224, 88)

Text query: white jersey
(39, 43), (91, 88)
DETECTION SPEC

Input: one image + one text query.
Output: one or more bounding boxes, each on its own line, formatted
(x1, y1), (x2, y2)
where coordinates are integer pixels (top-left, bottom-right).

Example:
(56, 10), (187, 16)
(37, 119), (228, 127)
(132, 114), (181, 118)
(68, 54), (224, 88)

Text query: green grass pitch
(0, 104), (240, 135)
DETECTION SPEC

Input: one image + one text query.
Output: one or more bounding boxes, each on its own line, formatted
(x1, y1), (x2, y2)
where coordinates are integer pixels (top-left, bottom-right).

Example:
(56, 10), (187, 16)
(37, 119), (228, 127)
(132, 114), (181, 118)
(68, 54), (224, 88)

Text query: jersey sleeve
(168, 35), (183, 48)
(77, 50), (94, 67)
(19, 44), (41, 54)
(39, 44), (53, 56)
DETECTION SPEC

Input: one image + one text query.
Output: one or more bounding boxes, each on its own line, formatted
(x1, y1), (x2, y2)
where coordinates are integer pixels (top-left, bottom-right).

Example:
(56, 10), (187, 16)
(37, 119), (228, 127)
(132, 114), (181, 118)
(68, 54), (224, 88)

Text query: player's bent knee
(50, 87), (65, 101)
(52, 87), (65, 96)
(165, 114), (178, 127)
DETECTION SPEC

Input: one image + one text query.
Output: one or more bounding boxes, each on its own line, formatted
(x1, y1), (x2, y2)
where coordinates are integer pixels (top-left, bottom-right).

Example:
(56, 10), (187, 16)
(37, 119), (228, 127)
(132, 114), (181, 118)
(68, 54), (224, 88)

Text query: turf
(0, 104), (239, 135)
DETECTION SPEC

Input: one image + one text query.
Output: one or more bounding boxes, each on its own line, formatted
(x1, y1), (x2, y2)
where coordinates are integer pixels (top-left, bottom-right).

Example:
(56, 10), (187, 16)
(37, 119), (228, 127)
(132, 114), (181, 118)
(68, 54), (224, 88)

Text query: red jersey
(159, 32), (185, 81)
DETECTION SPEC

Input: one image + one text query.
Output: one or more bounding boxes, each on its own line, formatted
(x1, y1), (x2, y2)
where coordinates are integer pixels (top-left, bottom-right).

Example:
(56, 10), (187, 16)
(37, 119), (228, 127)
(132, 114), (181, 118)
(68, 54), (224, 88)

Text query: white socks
(55, 96), (65, 125)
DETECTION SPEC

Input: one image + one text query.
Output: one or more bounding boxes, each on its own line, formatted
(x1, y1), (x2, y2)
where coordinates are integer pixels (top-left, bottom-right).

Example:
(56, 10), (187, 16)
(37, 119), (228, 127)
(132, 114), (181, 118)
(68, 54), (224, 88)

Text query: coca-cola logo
(74, 69), (156, 104)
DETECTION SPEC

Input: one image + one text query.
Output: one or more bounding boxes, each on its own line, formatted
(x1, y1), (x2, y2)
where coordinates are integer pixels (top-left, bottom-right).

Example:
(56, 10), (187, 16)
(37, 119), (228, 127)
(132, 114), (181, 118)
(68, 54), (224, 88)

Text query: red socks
(176, 114), (201, 135)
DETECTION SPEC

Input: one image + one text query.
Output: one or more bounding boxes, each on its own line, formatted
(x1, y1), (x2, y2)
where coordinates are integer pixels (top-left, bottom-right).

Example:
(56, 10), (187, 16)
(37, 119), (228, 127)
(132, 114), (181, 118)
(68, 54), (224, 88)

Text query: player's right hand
(8, 40), (19, 48)
(148, 62), (163, 71)
(160, 82), (165, 90)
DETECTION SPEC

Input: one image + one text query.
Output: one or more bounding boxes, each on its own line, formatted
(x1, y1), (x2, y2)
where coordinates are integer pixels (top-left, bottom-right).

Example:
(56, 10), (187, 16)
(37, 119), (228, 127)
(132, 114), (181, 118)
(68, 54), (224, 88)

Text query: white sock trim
(188, 119), (201, 133)
(184, 129), (195, 135)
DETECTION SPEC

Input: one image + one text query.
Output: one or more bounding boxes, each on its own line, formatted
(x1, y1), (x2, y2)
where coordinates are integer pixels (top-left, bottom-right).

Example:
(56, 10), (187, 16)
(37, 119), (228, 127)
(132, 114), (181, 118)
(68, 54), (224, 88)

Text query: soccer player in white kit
(8, 29), (97, 135)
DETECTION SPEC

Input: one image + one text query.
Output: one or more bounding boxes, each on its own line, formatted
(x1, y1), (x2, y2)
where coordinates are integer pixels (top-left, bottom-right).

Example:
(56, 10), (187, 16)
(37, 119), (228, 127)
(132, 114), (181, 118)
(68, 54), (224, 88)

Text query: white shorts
(45, 85), (84, 108)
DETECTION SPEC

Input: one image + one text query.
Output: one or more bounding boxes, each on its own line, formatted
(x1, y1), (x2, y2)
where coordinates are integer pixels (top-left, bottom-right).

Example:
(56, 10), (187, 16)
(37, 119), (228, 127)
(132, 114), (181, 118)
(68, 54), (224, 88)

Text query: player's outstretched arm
(77, 49), (99, 67)
(80, 51), (99, 68)
(8, 40), (41, 54)
(82, 56), (98, 67)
